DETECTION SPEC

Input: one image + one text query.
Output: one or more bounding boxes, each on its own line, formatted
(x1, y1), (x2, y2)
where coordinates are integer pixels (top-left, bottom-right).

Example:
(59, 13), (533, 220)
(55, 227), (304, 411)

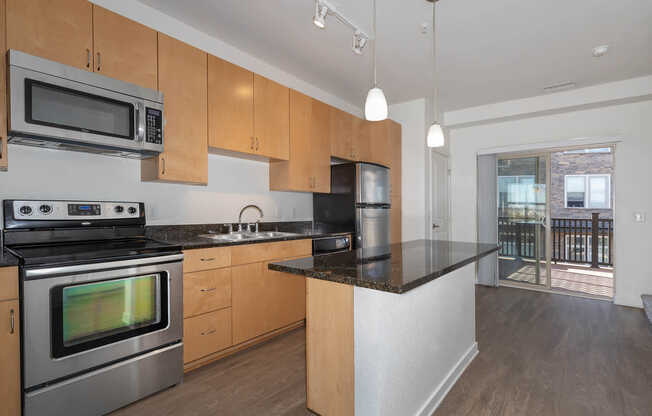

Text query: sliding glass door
(497, 154), (551, 288)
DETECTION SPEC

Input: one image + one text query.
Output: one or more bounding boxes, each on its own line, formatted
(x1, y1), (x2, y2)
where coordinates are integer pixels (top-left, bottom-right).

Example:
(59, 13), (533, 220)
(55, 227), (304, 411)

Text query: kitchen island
(269, 239), (498, 416)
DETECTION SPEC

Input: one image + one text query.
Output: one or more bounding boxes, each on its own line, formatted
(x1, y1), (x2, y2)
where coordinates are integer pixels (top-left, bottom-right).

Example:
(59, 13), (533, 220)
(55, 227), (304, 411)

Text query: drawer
(184, 268), (231, 318)
(183, 308), (232, 363)
(183, 247), (231, 273)
(0, 267), (19, 302)
(231, 239), (311, 265)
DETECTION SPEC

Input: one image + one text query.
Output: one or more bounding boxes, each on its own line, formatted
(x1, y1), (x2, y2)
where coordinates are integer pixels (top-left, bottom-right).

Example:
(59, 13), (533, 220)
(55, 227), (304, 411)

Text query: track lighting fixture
(313, 1), (328, 29)
(352, 31), (368, 55)
(311, 0), (369, 56)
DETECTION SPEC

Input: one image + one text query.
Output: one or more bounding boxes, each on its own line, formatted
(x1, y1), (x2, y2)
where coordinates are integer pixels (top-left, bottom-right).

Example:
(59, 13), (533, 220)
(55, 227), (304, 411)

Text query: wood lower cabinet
(91, 5), (158, 89)
(182, 239), (310, 370)
(6, 0), (93, 71)
(141, 33), (208, 185)
(183, 308), (232, 364)
(0, 267), (20, 416)
(269, 90), (330, 193)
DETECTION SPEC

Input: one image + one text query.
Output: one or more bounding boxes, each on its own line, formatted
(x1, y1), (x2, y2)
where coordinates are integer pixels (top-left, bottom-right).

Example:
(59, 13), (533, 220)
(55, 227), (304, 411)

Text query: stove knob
(19, 205), (32, 215)
(128, 207), (137, 215)
(39, 204), (52, 214)
(114, 205), (124, 214)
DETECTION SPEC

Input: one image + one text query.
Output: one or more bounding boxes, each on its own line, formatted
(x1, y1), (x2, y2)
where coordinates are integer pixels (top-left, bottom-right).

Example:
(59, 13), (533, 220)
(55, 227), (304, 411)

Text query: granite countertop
(268, 239), (499, 294)
(146, 222), (352, 250)
(0, 249), (19, 267)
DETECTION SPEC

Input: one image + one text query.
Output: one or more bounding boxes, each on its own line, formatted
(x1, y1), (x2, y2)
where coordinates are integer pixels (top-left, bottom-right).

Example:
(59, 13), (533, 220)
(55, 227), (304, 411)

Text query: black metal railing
(498, 213), (613, 267)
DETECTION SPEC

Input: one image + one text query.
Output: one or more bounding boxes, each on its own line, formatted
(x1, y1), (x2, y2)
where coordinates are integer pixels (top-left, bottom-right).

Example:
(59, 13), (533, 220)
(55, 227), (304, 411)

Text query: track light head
(352, 31), (368, 55)
(313, 1), (328, 29)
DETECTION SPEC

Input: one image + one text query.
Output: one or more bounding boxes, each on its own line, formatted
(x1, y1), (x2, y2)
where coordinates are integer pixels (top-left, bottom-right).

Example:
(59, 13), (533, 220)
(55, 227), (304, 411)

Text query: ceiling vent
(543, 81), (576, 92)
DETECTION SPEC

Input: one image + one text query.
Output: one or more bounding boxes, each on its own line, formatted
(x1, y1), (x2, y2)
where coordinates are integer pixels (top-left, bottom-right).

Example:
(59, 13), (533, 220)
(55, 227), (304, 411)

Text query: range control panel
(13, 200), (141, 220)
(145, 107), (163, 145)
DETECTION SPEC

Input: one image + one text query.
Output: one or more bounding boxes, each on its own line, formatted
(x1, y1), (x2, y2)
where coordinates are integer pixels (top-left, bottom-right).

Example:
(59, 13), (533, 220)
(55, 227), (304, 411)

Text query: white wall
(0, 145), (312, 225)
(389, 99), (428, 241)
(448, 98), (652, 308)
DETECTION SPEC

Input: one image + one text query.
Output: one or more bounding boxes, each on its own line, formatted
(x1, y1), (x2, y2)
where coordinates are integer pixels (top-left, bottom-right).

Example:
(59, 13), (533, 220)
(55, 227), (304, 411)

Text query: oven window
(26, 79), (134, 140)
(51, 273), (168, 358)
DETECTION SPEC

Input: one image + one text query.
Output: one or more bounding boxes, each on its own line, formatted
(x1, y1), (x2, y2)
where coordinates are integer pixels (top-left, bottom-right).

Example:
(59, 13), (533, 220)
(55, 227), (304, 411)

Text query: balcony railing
(498, 213), (613, 267)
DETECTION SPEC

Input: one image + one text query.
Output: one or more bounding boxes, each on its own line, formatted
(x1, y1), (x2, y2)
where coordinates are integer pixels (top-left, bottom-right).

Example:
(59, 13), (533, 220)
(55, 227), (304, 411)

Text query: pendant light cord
(372, 0), (377, 88)
(432, 0), (438, 123)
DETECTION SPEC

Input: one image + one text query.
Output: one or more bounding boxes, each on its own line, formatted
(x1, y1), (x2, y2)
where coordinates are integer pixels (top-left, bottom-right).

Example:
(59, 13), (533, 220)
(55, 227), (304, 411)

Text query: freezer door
(356, 163), (390, 204)
(356, 207), (390, 249)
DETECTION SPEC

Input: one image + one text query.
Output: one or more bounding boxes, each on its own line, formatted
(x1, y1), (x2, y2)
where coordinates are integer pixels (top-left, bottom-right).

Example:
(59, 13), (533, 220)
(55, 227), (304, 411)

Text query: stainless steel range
(3, 200), (183, 416)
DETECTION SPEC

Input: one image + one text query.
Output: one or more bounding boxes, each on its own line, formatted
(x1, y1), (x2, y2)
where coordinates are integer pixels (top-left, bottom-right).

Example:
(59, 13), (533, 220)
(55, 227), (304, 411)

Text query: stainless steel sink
(197, 231), (300, 242)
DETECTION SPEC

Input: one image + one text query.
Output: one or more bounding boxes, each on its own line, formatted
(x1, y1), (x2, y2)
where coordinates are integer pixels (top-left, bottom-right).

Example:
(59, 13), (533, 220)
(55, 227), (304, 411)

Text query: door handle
(432, 224), (440, 229)
(200, 287), (217, 292)
(200, 257), (216, 262)
(161, 157), (166, 175)
(250, 137), (254, 150)
(10, 309), (15, 334)
(96, 52), (101, 71)
(201, 329), (217, 336)
(135, 103), (145, 142)
(86, 49), (91, 68)
(255, 137), (259, 151)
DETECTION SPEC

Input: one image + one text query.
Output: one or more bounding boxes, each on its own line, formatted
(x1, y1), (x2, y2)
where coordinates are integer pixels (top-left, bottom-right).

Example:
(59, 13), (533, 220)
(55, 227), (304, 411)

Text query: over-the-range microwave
(7, 50), (164, 159)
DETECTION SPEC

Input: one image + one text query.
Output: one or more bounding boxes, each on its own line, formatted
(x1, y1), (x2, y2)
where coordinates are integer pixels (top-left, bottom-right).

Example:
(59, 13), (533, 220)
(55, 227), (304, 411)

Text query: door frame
(429, 150), (451, 240)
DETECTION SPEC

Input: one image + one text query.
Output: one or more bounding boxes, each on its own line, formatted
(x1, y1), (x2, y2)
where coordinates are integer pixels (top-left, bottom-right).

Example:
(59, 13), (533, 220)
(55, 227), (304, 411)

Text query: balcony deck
(499, 257), (613, 298)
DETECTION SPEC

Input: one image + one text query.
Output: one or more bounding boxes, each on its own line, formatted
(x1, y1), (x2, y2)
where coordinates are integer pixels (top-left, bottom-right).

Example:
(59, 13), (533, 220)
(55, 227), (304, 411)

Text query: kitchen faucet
(238, 204), (264, 232)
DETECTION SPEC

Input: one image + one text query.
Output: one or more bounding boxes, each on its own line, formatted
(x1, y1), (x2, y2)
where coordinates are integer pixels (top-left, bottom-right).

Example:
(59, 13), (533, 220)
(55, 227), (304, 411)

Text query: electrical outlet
(634, 212), (646, 223)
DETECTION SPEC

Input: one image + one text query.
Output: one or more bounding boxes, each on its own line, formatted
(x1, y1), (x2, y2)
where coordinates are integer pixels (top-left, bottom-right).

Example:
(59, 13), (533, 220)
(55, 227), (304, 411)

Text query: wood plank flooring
(111, 286), (652, 416)
(435, 286), (652, 416)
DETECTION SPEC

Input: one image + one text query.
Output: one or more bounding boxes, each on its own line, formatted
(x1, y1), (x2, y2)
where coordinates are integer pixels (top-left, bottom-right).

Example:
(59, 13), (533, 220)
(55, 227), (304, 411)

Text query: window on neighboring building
(563, 147), (612, 154)
(564, 174), (611, 208)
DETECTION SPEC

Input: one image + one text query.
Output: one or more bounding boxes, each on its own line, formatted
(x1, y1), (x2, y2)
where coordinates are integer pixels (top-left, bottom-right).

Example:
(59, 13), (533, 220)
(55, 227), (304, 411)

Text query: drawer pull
(200, 257), (216, 262)
(200, 287), (217, 292)
(201, 329), (216, 336)
(10, 309), (15, 334)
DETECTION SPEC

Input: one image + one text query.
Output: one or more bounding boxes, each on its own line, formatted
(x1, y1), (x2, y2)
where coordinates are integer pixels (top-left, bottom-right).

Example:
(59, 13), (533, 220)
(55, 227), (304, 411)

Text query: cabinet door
(207, 55), (255, 154)
(142, 34), (208, 184)
(265, 259), (306, 330)
(389, 121), (402, 197)
(6, 0), (93, 70)
(92, 6), (158, 89)
(330, 107), (354, 160)
(311, 99), (332, 193)
(183, 308), (232, 364)
(368, 120), (392, 168)
(231, 262), (269, 344)
(183, 268), (232, 318)
(0, 300), (20, 416)
(254, 74), (290, 160)
(352, 117), (372, 162)
(0, 0), (7, 172)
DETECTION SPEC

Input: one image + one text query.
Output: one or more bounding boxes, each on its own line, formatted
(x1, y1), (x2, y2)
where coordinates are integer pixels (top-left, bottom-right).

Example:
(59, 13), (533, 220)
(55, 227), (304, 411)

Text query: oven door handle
(24, 253), (185, 279)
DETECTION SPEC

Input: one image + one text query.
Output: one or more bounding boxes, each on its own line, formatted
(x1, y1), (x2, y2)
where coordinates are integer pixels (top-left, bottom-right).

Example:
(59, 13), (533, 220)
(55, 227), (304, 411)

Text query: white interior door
(431, 151), (450, 240)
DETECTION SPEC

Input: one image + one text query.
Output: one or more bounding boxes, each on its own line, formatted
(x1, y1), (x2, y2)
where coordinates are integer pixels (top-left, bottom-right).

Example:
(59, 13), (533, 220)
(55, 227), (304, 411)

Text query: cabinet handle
(86, 49), (91, 68)
(250, 137), (254, 150)
(200, 287), (217, 292)
(10, 309), (15, 334)
(161, 157), (166, 175)
(255, 137), (259, 151)
(96, 52), (101, 71)
(200, 257), (215, 262)
(201, 329), (216, 336)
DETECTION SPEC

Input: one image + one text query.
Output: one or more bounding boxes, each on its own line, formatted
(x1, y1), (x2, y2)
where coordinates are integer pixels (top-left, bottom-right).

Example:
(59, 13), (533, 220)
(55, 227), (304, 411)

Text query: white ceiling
(137, 0), (652, 111)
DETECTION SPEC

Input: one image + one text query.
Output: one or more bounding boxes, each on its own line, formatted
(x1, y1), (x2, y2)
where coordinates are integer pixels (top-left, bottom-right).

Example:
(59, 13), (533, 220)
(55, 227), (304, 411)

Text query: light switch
(634, 212), (646, 223)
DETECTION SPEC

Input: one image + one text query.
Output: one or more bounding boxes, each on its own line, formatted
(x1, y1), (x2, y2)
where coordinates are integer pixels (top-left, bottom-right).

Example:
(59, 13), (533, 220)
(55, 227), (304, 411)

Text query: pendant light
(364, 0), (388, 121)
(426, 0), (445, 147)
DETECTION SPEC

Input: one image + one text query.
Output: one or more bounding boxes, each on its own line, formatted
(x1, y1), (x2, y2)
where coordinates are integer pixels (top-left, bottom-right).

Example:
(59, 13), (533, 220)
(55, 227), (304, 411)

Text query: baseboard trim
(416, 341), (479, 416)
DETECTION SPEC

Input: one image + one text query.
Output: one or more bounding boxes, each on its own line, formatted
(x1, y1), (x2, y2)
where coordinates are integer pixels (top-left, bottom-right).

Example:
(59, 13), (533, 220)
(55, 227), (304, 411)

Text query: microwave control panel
(145, 107), (163, 145)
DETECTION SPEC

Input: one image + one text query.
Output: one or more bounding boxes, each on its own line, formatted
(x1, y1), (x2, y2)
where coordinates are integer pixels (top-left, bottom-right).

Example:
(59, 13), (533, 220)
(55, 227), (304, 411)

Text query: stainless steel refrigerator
(313, 162), (391, 249)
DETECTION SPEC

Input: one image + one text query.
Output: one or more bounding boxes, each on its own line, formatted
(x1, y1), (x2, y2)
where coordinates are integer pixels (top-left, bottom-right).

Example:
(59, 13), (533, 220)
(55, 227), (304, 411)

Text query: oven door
(22, 255), (183, 390)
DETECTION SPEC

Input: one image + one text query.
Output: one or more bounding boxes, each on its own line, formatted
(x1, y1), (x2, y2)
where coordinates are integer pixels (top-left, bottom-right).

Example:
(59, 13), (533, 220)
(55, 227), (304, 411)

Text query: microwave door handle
(135, 102), (145, 142)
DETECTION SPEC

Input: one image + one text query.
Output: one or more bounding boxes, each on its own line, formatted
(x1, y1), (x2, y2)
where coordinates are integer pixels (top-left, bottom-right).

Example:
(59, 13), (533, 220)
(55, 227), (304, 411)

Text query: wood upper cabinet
(254, 75), (290, 160)
(141, 34), (208, 185)
(208, 55), (254, 155)
(389, 121), (402, 243)
(0, 0), (7, 172)
(208, 60), (289, 160)
(269, 90), (330, 193)
(330, 107), (354, 160)
(0, 267), (20, 416)
(352, 117), (372, 162)
(91, 6), (158, 89)
(6, 0), (93, 70)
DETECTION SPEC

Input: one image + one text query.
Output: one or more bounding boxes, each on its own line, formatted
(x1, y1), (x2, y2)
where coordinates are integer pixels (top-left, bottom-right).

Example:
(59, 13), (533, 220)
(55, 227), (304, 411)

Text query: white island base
(305, 263), (477, 416)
